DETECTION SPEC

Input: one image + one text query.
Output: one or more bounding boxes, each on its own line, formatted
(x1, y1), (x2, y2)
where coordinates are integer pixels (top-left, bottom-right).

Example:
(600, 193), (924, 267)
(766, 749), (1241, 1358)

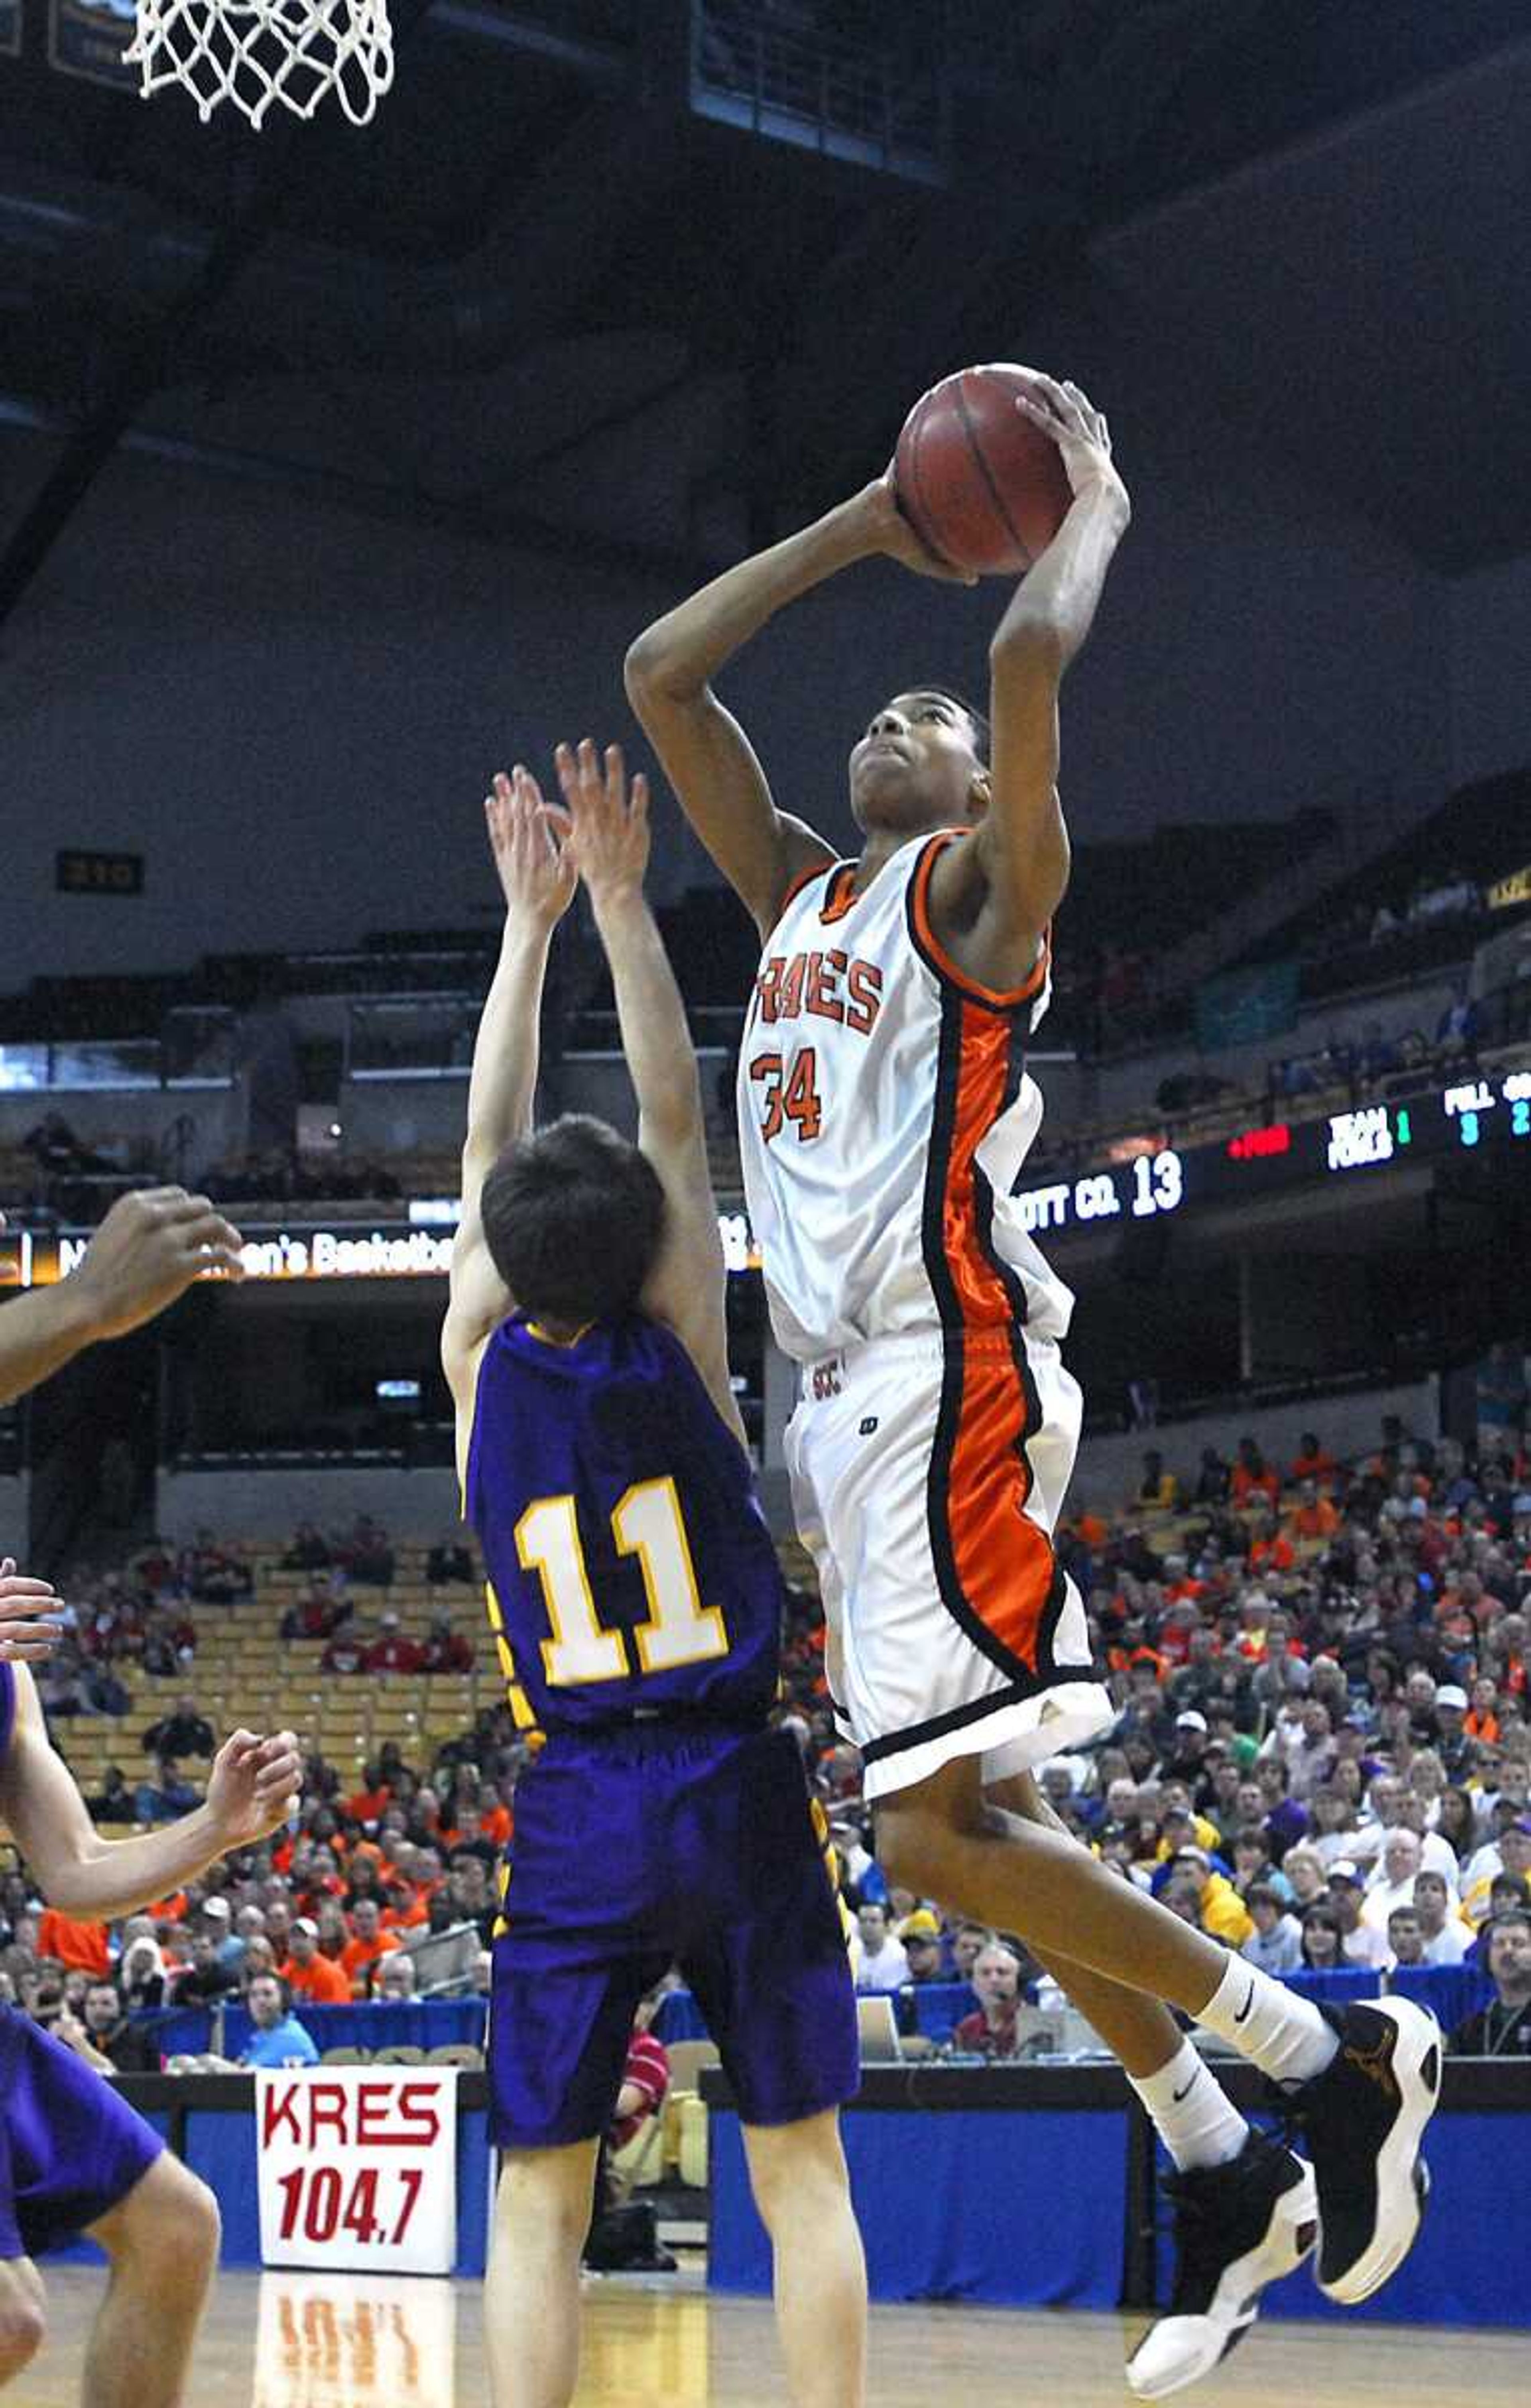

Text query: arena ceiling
(0, 0), (1527, 624)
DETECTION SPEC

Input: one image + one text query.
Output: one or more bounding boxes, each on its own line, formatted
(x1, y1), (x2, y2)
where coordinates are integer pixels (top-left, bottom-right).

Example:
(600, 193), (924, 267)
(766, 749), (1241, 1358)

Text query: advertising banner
(256, 2068), (459, 2276)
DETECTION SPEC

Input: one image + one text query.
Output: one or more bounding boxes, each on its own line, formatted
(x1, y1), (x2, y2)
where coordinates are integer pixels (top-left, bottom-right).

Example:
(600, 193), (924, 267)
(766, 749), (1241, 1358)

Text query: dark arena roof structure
(0, 0), (1528, 624)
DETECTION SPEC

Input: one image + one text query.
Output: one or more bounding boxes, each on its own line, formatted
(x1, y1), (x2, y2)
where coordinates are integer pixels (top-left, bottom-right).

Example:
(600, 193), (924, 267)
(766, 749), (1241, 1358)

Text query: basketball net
(124, 0), (395, 130)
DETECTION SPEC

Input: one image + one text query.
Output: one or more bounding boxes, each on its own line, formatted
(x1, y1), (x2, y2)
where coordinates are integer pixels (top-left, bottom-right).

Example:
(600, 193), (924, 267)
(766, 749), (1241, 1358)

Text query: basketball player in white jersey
(626, 373), (1441, 2390)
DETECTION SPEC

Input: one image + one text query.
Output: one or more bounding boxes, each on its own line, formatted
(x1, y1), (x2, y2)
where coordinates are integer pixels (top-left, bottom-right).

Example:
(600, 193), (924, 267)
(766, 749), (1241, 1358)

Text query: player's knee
(108, 2162), (220, 2292)
(159, 2173), (221, 2288)
(496, 2147), (595, 2250)
(0, 2281), (46, 2380)
(744, 2116), (848, 2236)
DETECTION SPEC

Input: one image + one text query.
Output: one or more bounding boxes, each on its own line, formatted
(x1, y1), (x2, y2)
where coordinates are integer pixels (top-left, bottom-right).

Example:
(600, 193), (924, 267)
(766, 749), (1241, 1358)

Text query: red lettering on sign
(262, 2083), (304, 2148)
(397, 2082), (444, 2147)
(1226, 1123), (1291, 1162)
(308, 2084), (350, 2145)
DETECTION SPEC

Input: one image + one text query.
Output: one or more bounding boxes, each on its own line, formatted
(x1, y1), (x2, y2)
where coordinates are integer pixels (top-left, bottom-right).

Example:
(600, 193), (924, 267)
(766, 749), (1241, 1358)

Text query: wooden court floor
(13, 2262), (1525, 2406)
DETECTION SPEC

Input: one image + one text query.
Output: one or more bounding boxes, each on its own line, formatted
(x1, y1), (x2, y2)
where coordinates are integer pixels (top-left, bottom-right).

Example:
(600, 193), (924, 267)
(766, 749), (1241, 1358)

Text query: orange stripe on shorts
(937, 1000), (1057, 1672)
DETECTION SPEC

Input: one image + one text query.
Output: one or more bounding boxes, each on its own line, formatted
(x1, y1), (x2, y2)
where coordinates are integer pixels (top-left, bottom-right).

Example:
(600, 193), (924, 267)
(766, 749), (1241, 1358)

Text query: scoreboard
(0, 1073), (1524, 1288)
(1013, 1067), (1531, 1240)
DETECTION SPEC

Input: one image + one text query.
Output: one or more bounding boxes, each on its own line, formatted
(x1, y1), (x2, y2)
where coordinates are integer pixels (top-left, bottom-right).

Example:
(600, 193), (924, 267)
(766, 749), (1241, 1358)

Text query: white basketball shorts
(785, 1327), (1113, 1802)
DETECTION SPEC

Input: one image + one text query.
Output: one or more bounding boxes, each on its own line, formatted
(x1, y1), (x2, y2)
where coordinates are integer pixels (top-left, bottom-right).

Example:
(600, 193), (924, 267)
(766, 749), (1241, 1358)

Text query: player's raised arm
(0, 1187), (244, 1409)
(625, 481), (967, 936)
(441, 770), (576, 1399)
(0, 1663), (299, 1920)
(551, 738), (740, 1439)
(962, 376), (1131, 965)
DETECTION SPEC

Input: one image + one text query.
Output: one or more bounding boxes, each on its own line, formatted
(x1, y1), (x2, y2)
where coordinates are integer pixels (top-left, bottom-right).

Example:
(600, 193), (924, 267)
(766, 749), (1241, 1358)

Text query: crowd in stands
(825, 1406), (1531, 2057)
(2, 1401), (1529, 2077)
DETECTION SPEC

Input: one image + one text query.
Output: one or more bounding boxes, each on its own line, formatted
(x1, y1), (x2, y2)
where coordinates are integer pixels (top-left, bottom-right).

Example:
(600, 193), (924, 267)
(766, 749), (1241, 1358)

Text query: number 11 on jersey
(515, 1476), (730, 1687)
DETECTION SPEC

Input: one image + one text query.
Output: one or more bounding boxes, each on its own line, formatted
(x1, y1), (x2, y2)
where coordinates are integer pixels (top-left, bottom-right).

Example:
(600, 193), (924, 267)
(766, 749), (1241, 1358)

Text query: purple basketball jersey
(465, 1313), (784, 1735)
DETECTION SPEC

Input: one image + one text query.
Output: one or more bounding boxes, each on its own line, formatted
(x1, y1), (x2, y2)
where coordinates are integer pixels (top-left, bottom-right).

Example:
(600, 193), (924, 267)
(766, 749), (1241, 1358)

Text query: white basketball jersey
(737, 831), (1074, 1363)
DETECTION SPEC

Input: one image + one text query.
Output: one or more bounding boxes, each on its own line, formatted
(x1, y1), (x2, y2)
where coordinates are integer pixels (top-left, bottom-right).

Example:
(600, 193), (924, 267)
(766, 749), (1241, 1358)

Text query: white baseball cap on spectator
(1175, 1711), (1208, 1732)
(1435, 1686), (1468, 1712)
(1327, 1861), (1364, 1886)
(202, 1897), (231, 1921)
(293, 1918), (319, 1939)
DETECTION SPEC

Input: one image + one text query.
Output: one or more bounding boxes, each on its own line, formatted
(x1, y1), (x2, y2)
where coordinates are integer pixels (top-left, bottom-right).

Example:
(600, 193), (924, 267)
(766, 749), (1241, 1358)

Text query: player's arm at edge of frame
(0, 1187), (246, 1411)
(0, 1663), (286, 1920)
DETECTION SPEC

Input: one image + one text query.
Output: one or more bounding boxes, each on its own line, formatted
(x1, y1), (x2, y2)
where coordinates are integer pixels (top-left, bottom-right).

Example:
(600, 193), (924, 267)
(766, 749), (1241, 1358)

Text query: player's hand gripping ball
(893, 363), (1099, 576)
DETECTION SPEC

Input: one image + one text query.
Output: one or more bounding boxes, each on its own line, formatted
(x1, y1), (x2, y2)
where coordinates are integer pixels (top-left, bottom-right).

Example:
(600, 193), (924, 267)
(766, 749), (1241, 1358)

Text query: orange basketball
(893, 363), (1074, 577)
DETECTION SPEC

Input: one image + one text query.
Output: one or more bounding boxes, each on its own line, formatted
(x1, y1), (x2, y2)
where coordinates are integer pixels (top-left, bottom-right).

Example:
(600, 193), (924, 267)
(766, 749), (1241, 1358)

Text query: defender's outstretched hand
(485, 767), (577, 929)
(1012, 373), (1130, 522)
(68, 1187), (246, 1344)
(549, 739), (651, 907)
(204, 1727), (303, 1848)
(0, 1557), (63, 1663)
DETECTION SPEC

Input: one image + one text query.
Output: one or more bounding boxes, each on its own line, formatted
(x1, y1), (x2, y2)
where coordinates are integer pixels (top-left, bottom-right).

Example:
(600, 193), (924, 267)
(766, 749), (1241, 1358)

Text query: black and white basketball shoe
(1126, 2128), (1317, 2398)
(1287, 1995), (1442, 2304)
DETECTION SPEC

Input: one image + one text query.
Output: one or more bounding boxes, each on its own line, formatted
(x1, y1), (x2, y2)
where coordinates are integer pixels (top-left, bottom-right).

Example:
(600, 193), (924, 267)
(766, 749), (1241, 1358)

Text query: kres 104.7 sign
(256, 2068), (459, 2275)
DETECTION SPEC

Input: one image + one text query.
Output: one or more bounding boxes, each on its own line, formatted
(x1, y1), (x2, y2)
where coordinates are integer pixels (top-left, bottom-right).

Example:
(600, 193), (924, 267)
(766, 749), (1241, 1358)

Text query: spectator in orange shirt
(340, 1896), (400, 1996)
(344, 1760), (392, 1825)
(1464, 1678), (1502, 1746)
(1231, 1436), (1279, 1507)
(380, 1881), (431, 1934)
(1289, 1431), (1337, 1487)
(451, 1772), (512, 1851)
(1248, 1511), (1295, 1577)
(365, 1614), (424, 1676)
(280, 1918), (352, 2004)
(36, 1907), (111, 1977)
(1073, 1502), (1108, 1551)
(1160, 1553), (1205, 1607)
(1289, 1480), (1340, 1543)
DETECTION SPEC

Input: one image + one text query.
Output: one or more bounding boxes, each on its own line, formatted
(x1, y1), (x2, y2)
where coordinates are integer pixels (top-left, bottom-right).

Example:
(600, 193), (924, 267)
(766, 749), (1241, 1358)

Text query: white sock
(1129, 2039), (1250, 2173)
(1196, 1954), (1339, 2087)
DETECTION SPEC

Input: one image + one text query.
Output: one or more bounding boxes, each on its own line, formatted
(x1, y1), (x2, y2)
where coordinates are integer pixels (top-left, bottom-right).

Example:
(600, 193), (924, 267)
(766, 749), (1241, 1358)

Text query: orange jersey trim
(817, 864), (860, 924)
(774, 857), (835, 922)
(921, 992), (1059, 1677)
(909, 832), (1051, 1012)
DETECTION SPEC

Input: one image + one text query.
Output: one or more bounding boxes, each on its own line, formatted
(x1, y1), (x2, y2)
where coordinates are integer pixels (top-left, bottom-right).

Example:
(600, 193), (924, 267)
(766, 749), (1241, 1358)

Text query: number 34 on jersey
(749, 1048), (823, 1143)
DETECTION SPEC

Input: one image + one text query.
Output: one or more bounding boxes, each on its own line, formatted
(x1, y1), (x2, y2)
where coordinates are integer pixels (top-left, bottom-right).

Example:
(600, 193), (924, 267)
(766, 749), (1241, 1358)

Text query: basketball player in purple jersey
(626, 370), (1441, 2390)
(0, 1186), (302, 2404)
(441, 742), (864, 2408)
